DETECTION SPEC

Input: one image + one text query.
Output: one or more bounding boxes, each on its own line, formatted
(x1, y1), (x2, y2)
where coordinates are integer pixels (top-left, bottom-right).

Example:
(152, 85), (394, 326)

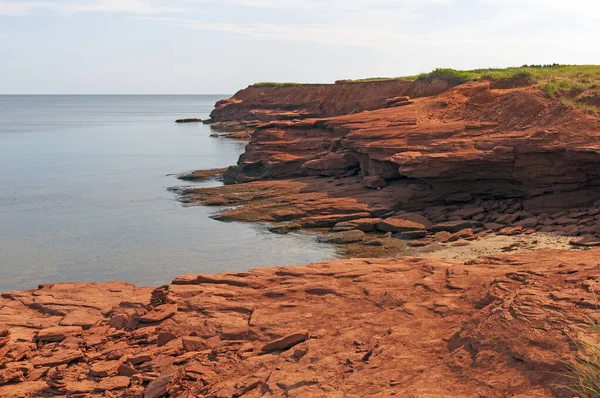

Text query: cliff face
(223, 81), (600, 215)
(209, 79), (451, 123)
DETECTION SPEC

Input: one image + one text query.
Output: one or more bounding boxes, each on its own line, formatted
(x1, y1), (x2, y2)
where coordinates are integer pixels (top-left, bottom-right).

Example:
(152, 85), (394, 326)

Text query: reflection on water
(0, 95), (339, 292)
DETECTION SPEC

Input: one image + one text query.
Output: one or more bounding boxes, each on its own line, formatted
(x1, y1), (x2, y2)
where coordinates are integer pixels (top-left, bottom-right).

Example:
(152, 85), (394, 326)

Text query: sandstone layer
(208, 79), (451, 124)
(1, 249), (599, 397)
(184, 80), (600, 248)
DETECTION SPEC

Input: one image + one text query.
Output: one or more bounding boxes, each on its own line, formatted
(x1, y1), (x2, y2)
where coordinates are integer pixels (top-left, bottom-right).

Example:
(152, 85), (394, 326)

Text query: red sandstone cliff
(209, 79), (451, 123)
(220, 81), (600, 216)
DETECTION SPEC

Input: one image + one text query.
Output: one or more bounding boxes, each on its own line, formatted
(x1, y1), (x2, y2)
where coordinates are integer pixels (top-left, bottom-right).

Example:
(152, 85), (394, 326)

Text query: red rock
(36, 326), (82, 342)
(495, 214), (519, 224)
(553, 216), (578, 226)
(182, 336), (210, 352)
(0, 330), (9, 348)
(90, 360), (121, 377)
(0, 368), (24, 385)
(394, 230), (428, 240)
(570, 235), (600, 247)
(157, 332), (178, 347)
(108, 314), (128, 330)
(447, 228), (474, 242)
(96, 376), (130, 391)
(363, 176), (387, 189)
(317, 230), (366, 244)
(483, 222), (504, 231)
(453, 207), (485, 219)
(261, 332), (309, 353)
(31, 349), (83, 367)
(514, 217), (539, 229)
(497, 226), (524, 236)
(139, 304), (178, 323)
(432, 220), (482, 233)
(377, 217), (429, 233)
(143, 370), (180, 398)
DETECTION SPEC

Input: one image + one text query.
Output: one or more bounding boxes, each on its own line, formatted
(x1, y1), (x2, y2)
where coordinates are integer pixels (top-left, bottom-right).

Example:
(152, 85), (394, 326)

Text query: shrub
(415, 68), (473, 87)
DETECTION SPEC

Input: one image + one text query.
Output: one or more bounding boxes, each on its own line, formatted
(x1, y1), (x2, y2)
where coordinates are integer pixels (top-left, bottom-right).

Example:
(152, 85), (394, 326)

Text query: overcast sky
(1, 0), (599, 94)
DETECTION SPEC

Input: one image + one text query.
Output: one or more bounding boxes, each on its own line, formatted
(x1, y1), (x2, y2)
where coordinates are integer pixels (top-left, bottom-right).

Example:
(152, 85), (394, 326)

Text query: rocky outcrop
(1, 249), (599, 397)
(192, 81), (600, 243)
(208, 79), (452, 123)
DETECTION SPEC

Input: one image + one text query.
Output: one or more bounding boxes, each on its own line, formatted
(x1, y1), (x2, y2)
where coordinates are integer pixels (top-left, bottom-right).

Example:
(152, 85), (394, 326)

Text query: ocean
(0, 95), (338, 292)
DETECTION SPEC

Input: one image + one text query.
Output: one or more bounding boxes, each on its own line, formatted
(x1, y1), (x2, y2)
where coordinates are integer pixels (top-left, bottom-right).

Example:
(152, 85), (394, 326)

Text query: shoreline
(2, 74), (600, 396)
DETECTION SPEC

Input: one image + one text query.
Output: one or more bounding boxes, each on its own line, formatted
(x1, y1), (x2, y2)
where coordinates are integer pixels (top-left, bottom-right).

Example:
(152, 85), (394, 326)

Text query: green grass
(561, 98), (598, 115)
(251, 65), (600, 115)
(569, 318), (600, 397)
(251, 82), (302, 88)
(336, 77), (407, 83)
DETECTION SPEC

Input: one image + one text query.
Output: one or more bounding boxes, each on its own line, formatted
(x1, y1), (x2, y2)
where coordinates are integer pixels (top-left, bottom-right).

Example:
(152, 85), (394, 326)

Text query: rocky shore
(2, 72), (600, 396)
(1, 249), (599, 397)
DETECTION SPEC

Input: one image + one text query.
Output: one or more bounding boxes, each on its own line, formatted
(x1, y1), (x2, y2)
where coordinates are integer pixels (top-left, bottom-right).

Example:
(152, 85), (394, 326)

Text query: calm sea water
(0, 95), (338, 292)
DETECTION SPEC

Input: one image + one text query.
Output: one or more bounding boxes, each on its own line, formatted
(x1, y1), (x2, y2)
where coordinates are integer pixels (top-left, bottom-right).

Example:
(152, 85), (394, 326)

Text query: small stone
(95, 376), (130, 391)
(261, 332), (309, 353)
(497, 226), (523, 236)
(182, 336), (210, 352)
(90, 360), (121, 377)
(139, 304), (178, 323)
(157, 332), (178, 347)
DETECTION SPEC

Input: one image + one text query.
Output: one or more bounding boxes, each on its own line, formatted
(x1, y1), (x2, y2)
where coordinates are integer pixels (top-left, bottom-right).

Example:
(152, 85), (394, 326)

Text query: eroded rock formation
(183, 80), (600, 244)
(1, 249), (599, 397)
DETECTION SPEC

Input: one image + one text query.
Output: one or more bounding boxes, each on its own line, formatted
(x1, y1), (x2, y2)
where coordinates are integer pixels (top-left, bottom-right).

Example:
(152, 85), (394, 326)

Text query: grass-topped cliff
(249, 65), (600, 115)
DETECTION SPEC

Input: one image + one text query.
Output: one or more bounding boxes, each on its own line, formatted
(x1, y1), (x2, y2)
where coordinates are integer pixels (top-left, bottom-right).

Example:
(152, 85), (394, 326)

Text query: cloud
(0, 0), (451, 16)
(0, 0), (187, 16)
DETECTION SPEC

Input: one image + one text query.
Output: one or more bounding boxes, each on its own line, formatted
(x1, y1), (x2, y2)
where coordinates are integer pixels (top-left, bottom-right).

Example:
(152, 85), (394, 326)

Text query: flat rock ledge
(1, 249), (600, 397)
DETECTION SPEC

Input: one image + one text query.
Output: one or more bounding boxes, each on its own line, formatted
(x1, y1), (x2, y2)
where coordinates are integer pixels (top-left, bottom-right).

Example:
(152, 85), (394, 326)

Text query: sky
(0, 0), (599, 94)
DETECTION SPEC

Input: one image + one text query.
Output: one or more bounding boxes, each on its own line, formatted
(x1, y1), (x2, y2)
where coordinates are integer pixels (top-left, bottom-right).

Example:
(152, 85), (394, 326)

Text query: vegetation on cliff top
(251, 82), (303, 88)
(251, 65), (599, 115)
(569, 320), (600, 397)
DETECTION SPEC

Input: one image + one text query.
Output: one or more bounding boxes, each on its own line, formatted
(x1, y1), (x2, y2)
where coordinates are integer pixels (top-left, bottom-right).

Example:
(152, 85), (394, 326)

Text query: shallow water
(0, 95), (339, 292)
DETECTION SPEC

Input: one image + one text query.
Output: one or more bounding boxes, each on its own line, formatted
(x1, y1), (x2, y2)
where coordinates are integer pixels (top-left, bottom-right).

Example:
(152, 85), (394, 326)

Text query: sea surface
(0, 95), (339, 292)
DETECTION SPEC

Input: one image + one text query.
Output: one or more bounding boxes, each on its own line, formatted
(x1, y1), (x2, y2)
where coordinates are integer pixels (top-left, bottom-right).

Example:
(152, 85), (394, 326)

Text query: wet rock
(318, 230), (366, 244)
(175, 118), (203, 123)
